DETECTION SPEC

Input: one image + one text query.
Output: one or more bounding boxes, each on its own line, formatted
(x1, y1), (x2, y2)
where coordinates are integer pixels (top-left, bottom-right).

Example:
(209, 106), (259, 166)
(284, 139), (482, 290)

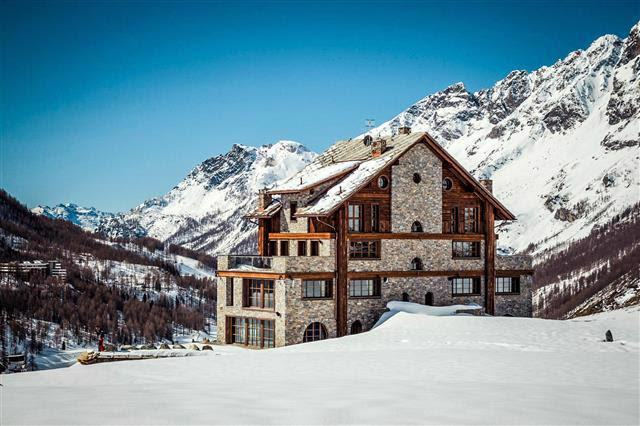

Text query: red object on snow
(98, 336), (105, 352)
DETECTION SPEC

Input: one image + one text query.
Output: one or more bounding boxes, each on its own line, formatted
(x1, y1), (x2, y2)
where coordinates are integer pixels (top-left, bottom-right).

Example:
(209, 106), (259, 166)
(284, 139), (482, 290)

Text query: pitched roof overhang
(296, 132), (517, 221)
(243, 200), (282, 219)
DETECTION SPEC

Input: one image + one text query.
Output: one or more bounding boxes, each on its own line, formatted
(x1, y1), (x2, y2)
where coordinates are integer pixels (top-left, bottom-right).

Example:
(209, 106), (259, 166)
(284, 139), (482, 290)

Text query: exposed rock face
(368, 21), (640, 254)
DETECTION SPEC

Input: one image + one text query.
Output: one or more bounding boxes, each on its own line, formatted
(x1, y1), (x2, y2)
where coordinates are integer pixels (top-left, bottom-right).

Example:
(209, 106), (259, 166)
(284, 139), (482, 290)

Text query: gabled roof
(244, 199), (282, 219)
(266, 131), (516, 221)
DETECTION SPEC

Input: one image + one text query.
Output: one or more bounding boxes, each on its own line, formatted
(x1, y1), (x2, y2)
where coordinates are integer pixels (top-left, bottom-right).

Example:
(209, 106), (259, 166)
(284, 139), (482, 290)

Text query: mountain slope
(369, 22), (639, 255)
(31, 204), (115, 233)
(98, 140), (316, 254)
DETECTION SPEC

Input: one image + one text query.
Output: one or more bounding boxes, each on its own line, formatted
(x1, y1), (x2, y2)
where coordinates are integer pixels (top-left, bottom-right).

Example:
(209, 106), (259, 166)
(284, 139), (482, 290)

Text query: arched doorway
(350, 320), (363, 335)
(425, 292), (434, 306)
(303, 322), (328, 343)
(402, 292), (410, 302)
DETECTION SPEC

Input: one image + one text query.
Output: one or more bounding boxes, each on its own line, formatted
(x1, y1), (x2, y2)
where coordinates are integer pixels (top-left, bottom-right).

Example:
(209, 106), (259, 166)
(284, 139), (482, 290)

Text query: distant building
(216, 130), (533, 348)
(0, 260), (67, 280)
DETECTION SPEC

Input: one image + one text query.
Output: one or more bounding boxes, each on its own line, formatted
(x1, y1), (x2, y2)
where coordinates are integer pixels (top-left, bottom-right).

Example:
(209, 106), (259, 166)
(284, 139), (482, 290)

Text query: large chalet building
(216, 129), (533, 348)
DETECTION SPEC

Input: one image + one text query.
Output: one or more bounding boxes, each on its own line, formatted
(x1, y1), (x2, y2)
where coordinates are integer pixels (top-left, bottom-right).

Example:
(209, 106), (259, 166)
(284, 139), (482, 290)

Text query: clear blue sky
(1, 1), (638, 212)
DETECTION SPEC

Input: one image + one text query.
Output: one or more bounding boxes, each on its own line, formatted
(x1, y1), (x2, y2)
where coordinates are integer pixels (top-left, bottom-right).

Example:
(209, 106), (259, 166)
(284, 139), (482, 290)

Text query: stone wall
(496, 254), (533, 270)
(216, 276), (288, 347)
(279, 178), (341, 233)
(348, 239), (485, 272)
(284, 278), (337, 345)
(391, 143), (442, 233)
(495, 275), (533, 317)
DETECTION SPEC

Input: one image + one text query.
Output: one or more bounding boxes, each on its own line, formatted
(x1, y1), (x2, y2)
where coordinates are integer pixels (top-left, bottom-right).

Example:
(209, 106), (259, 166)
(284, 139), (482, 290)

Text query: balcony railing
(228, 255), (273, 270)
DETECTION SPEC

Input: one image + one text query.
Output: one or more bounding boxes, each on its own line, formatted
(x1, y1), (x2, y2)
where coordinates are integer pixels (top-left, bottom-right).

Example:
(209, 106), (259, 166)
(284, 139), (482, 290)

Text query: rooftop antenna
(364, 118), (375, 135)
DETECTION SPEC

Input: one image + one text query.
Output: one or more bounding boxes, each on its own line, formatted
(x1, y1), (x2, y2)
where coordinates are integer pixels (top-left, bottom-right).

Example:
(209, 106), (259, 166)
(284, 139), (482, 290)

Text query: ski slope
(2, 306), (638, 425)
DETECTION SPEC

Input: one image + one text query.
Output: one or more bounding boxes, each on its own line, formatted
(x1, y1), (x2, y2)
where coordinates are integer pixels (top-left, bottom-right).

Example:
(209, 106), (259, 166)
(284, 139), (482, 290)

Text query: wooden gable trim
(268, 232), (335, 240)
(216, 271), (286, 279)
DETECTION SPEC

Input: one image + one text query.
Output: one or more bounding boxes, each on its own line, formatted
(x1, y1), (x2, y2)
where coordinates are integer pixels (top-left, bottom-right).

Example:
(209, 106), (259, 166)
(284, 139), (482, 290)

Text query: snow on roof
(297, 155), (393, 216)
(244, 199), (282, 219)
(268, 161), (360, 193)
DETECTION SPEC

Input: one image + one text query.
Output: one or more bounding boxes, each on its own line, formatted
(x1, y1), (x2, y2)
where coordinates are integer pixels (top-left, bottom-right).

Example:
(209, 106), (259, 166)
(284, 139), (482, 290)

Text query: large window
(349, 241), (380, 259)
(452, 241), (480, 258)
(243, 279), (275, 309)
(225, 277), (234, 306)
(348, 204), (363, 232)
(496, 277), (520, 294)
(310, 240), (320, 256)
(451, 277), (481, 296)
(302, 280), (333, 299)
(371, 204), (380, 232)
(297, 241), (307, 256)
(349, 278), (381, 298)
(303, 322), (328, 342)
(464, 207), (478, 233)
(230, 317), (275, 348)
(450, 207), (459, 233)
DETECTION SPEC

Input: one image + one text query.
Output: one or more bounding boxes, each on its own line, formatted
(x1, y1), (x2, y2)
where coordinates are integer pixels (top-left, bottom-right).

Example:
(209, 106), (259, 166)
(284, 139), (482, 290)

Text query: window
(230, 317), (275, 348)
(377, 176), (389, 189)
(402, 292), (410, 302)
(464, 207), (478, 233)
(413, 173), (421, 183)
(350, 320), (363, 334)
(243, 279), (275, 309)
(280, 241), (289, 256)
(349, 279), (381, 297)
(452, 241), (481, 258)
(303, 322), (327, 342)
(442, 178), (453, 191)
(225, 277), (234, 306)
(348, 204), (363, 232)
(411, 221), (423, 232)
(349, 241), (380, 259)
(302, 280), (332, 299)
(451, 277), (481, 296)
(425, 292), (434, 306)
(411, 257), (423, 270)
(297, 241), (307, 256)
(310, 240), (320, 256)
(450, 207), (459, 233)
(290, 202), (297, 221)
(496, 277), (520, 294)
(371, 204), (380, 232)
(268, 240), (278, 256)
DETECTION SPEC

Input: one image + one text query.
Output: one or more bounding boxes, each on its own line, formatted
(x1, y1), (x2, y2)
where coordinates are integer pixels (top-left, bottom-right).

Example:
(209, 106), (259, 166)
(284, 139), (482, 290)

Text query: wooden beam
(348, 232), (484, 241)
(286, 272), (336, 280)
(258, 219), (268, 256)
(485, 202), (496, 315)
(347, 270), (485, 279)
(216, 271), (286, 279)
(336, 204), (348, 337)
(497, 269), (534, 276)
(268, 233), (335, 240)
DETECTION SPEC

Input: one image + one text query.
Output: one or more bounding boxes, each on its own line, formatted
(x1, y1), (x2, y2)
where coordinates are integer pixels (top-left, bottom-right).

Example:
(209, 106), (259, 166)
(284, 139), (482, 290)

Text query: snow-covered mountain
(369, 22), (639, 255)
(31, 204), (115, 233)
(97, 141), (316, 254)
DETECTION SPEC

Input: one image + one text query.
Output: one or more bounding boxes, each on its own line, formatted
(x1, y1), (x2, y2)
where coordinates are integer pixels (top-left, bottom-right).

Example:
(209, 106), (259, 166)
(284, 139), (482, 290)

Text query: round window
(378, 176), (389, 189)
(442, 178), (453, 191)
(413, 173), (421, 184)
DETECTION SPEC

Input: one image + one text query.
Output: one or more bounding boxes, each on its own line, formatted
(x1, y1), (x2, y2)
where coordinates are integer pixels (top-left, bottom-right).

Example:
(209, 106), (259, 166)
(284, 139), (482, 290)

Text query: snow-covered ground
(2, 305), (638, 425)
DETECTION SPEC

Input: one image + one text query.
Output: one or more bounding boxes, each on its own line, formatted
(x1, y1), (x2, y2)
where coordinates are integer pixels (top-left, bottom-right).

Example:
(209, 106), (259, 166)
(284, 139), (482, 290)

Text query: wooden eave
(266, 165), (359, 195)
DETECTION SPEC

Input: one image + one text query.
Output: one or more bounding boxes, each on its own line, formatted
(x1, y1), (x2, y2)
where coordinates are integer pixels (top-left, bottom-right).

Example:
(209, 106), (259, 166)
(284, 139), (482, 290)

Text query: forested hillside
(533, 202), (640, 318)
(0, 190), (216, 367)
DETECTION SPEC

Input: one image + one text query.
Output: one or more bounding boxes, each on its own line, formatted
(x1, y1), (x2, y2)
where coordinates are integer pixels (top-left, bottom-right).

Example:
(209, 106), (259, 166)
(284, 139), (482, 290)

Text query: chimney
(398, 126), (411, 135)
(371, 138), (387, 158)
(258, 189), (272, 210)
(479, 179), (493, 194)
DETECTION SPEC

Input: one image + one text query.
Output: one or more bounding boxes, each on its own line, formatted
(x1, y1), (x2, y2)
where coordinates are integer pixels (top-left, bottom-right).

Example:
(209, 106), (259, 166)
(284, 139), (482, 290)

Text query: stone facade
(216, 139), (534, 348)
(391, 144), (442, 233)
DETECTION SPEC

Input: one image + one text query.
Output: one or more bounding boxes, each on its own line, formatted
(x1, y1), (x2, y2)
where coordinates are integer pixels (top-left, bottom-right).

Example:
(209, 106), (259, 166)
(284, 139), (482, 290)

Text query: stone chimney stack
(258, 189), (272, 210)
(479, 179), (493, 194)
(371, 138), (387, 158)
(398, 126), (411, 135)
